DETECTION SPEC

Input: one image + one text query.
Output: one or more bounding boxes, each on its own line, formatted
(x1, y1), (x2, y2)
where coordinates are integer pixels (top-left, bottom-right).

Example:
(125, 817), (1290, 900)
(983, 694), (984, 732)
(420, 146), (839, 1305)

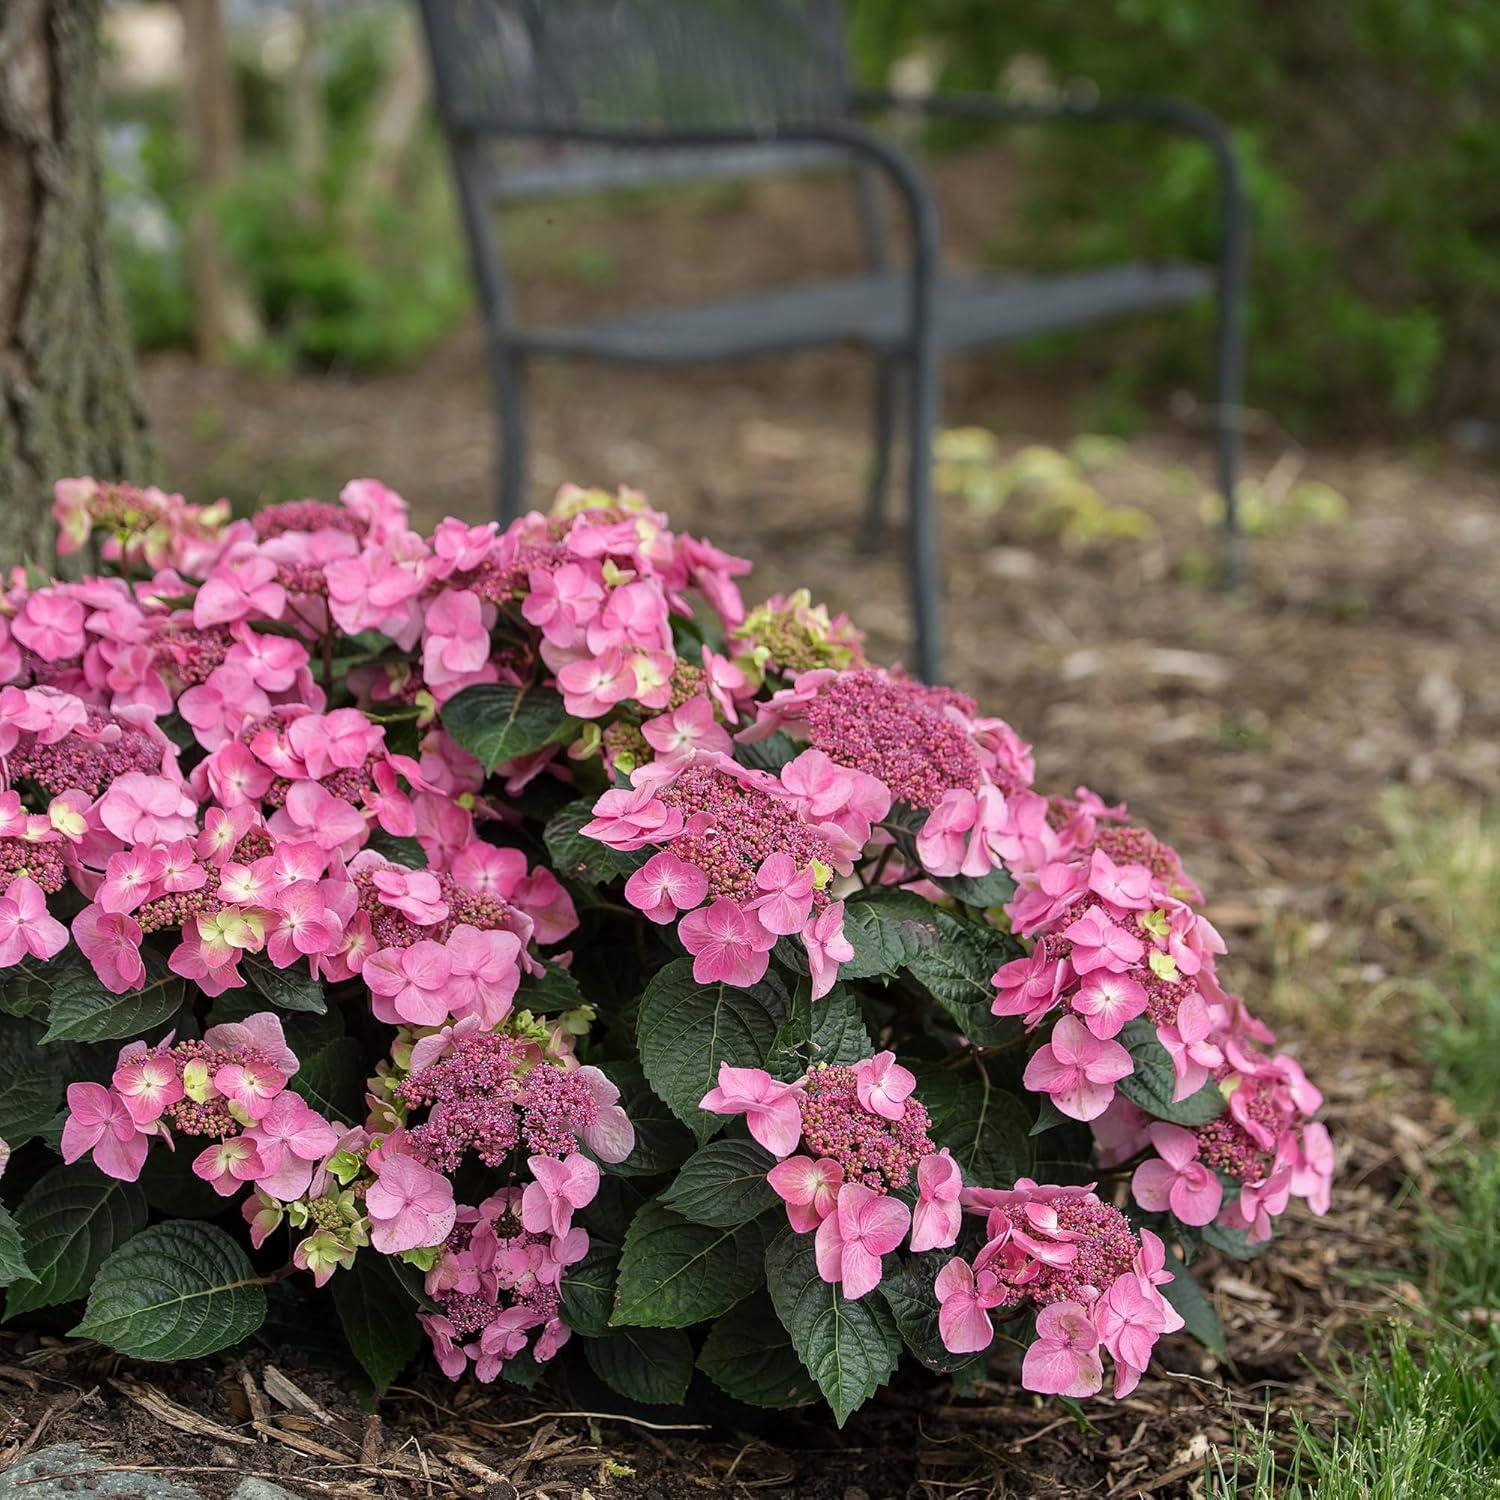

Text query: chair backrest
(420, 0), (856, 198)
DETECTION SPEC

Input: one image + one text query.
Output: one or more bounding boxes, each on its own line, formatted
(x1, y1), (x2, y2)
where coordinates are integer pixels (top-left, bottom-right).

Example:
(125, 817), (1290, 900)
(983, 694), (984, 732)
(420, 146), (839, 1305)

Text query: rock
(0, 1443), (202, 1499)
(229, 1480), (306, 1500)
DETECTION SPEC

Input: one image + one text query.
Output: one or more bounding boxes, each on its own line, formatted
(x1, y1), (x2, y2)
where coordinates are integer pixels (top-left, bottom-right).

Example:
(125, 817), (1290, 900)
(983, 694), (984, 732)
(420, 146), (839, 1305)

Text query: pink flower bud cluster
(935, 1180), (1184, 1399)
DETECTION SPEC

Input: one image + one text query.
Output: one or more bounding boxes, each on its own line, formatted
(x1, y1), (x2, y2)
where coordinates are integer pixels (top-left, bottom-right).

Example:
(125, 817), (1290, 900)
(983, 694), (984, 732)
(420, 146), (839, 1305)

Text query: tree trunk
(0, 0), (151, 566)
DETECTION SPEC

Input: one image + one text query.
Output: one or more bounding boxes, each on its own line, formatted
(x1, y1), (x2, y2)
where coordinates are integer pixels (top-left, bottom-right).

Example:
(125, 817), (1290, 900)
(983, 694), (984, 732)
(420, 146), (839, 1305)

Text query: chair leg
(494, 348), (528, 524)
(861, 355), (900, 555)
(905, 347), (943, 684)
(1214, 298), (1246, 586)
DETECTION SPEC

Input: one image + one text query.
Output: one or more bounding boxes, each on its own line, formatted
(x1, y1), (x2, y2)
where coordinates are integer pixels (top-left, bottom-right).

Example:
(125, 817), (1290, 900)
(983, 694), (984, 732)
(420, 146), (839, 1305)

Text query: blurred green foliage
(106, 9), (469, 372)
(848, 0), (1500, 430)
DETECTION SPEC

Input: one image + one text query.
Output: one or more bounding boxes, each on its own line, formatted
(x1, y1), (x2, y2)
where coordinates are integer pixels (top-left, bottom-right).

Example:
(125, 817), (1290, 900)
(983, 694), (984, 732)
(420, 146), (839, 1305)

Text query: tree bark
(0, 0), (151, 566)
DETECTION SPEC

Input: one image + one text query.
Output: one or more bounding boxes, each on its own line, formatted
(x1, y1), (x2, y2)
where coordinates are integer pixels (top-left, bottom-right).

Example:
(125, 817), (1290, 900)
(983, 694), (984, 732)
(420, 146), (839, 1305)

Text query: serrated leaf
(514, 959), (588, 1013)
(636, 959), (791, 1143)
(698, 1291), (820, 1409)
(562, 1239), (621, 1337)
(583, 1327), (693, 1406)
(442, 682), (578, 773)
(0, 1015), (74, 1146)
(544, 800), (646, 885)
(879, 1250), (988, 1376)
(288, 1036), (366, 1122)
(242, 951), (326, 1015)
(764, 1224), (901, 1427)
(4, 1164), (149, 1316)
(906, 910), (1023, 1048)
(660, 1139), (778, 1228)
(0, 1206), (33, 1287)
(612, 1198), (769, 1328)
(1158, 1250), (1226, 1357)
(591, 1059), (694, 1177)
(0, 957), (51, 1018)
(1116, 1020), (1225, 1125)
(733, 731), (798, 772)
(333, 1251), (424, 1393)
(365, 830), (427, 868)
(839, 889), (941, 981)
(41, 946), (185, 1045)
(137, 1148), (226, 1218)
(1199, 1219), (1269, 1262)
(935, 867), (1017, 908)
(918, 1067), (1034, 1185)
(769, 981), (873, 1079)
(72, 1221), (266, 1359)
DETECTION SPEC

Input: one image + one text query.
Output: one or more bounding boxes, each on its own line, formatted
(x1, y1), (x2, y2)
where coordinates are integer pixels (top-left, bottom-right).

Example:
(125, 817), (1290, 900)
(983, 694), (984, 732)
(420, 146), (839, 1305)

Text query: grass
(1210, 793), (1500, 1498)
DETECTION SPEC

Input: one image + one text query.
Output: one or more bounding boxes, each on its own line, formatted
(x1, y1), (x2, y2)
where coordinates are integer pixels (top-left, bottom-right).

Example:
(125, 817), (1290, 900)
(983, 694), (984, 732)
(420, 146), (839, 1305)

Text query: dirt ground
(5, 155), (1499, 1496)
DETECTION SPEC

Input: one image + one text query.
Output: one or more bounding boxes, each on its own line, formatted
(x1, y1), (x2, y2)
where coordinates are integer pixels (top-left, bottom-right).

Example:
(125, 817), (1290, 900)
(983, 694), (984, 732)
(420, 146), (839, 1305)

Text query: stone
(0, 1443), (202, 1500)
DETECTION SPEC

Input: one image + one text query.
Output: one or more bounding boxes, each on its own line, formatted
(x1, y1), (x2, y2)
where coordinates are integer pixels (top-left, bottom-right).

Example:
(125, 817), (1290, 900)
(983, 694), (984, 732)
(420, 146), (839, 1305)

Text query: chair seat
(512, 262), (1212, 362)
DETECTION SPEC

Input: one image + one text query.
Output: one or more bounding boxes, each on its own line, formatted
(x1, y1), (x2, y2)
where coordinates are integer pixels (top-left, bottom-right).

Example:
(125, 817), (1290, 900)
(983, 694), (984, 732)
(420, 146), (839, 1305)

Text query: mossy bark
(0, 0), (150, 568)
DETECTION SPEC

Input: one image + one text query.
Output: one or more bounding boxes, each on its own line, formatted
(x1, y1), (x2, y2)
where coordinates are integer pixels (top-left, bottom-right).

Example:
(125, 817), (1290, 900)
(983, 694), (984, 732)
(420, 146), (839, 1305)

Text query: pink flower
(112, 1047), (183, 1126)
(1218, 1145), (1294, 1243)
(801, 900), (854, 1001)
(1093, 1273), (1173, 1397)
(1021, 1301), (1104, 1397)
(586, 579), (671, 655)
(1290, 1121), (1334, 1216)
(1131, 1123), (1223, 1226)
(364, 940), (454, 1026)
(910, 1149), (963, 1253)
(268, 780), (369, 855)
(678, 897), (777, 987)
(916, 786), (1007, 879)
(194, 549), (286, 628)
(699, 1063), (804, 1158)
(523, 562), (604, 647)
(520, 1153), (600, 1238)
(624, 851), (708, 925)
(813, 1182), (911, 1299)
(1022, 1014), (1134, 1122)
(243, 1093), (340, 1202)
(423, 589), (491, 687)
(365, 1153), (458, 1253)
(935, 1255), (1006, 1354)
(192, 1137), (267, 1197)
(767, 1154), (843, 1233)
(779, 749), (890, 846)
(179, 664), (273, 751)
(97, 772), (196, 844)
(1062, 908), (1146, 975)
(213, 1058), (286, 1123)
(264, 882), (341, 968)
(991, 941), (1071, 1028)
(286, 709), (384, 781)
(72, 905), (146, 993)
(581, 785), (683, 851)
(0, 876), (68, 965)
(445, 924), (522, 1027)
(203, 1011), (299, 1075)
(575, 1065), (636, 1163)
(61, 1083), (148, 1181)
(743, 853), (817, 938)
(1086, 849), (1155, 910)
(641, 696), (732, 763)
(1158, 992), (1224, 1100)
(370, 865), (449, 925)
(1071, 971), (1148, 1039)
(557, 648), (637, 718)
(854, 1050), (916, 1122)
(14, 591), (86, 662)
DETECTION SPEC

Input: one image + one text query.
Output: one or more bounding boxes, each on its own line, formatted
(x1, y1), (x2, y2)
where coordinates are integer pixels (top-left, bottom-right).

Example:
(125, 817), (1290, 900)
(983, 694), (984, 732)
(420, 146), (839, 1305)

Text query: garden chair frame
(419, 0), (1248, 683)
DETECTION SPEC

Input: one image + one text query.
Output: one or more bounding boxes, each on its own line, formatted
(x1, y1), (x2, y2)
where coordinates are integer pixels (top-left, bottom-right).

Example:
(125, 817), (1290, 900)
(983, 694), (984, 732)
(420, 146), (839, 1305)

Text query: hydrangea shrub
(0, 477), (1333, 1422)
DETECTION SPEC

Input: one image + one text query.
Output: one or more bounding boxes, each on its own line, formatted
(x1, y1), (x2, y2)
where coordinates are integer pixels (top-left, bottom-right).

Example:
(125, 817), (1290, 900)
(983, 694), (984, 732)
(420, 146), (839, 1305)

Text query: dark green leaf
(42, 946), (185, 1045)
(0, 1207), (33, 1287)
(769, 981), (873, 1079)
(333, 1252), (425, 1393)
(698, 1291), (820, 1409)
(137, 1148), (226, 1219)
(733, 732), (798, 772)
(660, 1139), (778, 1228)
(918, 1066), (1034, 1185)
(935, 867), (1017, 908)
(365, 831), (427, 868)
(72, 1222), (267, 1360)
(612, 1198), (769, 1328)
(1158, 1251), (1226, 1357)
(583, 1327), (693, 1406)
(562, 1240), (621, 1338)
(839, 890), (941, 981)
(763, 1224), (901, 1427)
(242, 951), (326, 1015)
(1199, 1220), (1270, 1262)
(514, 959), (588, 1013)
(592, 1060), (694, 1178)
(5, 1164), (149, 1317)
(288, 1036), (366, 1123)
(442, 682), (578, 773)
(0, 958), (52, 1018)
(543, 799), (646, 886)
(0, 1015), (74, 1146)
(879, 1251), (988, 1376)
(905, 910), (1023, 1048)
(1116, 1020), (1226, 1126)
(636, 959), (791, 1143)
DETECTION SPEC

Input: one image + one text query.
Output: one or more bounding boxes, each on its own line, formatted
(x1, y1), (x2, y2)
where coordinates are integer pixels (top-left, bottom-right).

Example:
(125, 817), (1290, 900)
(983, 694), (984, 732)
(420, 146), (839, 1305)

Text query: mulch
(7, 144), (1498, 1496)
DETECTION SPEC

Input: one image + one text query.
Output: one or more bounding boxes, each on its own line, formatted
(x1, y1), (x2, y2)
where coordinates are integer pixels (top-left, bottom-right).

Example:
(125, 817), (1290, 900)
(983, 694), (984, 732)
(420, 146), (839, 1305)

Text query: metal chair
(418, 0), (1248, 682)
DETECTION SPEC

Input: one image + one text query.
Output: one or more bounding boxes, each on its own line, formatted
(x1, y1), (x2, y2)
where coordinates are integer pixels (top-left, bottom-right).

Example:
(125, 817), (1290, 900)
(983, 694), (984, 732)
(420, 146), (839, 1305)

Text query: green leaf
(879, 1251), (988, 1377)
(935, 867), (1017, 909)
(1199, 1220), (1270, 1262)
(442, 682), (578, 773)
(242, 951), (326, 1015)
(288, 1036), (366, 1122)
(583, 1327), (693, 1406)
(592, 1059), (694, 1178)
(839, 889), (941, 981)
(698, 1291), (820, 1409)
(332, 1252), (424, 1393)
(905, 910), (1023, 1048)
(5, 1164), (149, 1317)
(41, 946), (185, 1045)
(562, 1239), (622, 1338)
(72, 1222), (267, 1360)
(1116, 1020), (1226, 1125)
(137, 1148), (226, 1219)
(612, 1198), (769, 1328)
(0, 1206), (34, 1287)
(733, 732), (798, 772)
(365, 830), (427, 868)
(544, 800), (646, 886)
(1158, 1252), (1226, 1357)
(763, 1224), (901, 1427)
(660, 1139), (779, 1228)
(514, 959), (588, 1013)
(0, 1015), (74, 1146)
(636, 958), (791, 1143)
(0, 957), (52, 1018)
(918, 1066), (1034, 1185)
(769, 981), (873, 1079)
